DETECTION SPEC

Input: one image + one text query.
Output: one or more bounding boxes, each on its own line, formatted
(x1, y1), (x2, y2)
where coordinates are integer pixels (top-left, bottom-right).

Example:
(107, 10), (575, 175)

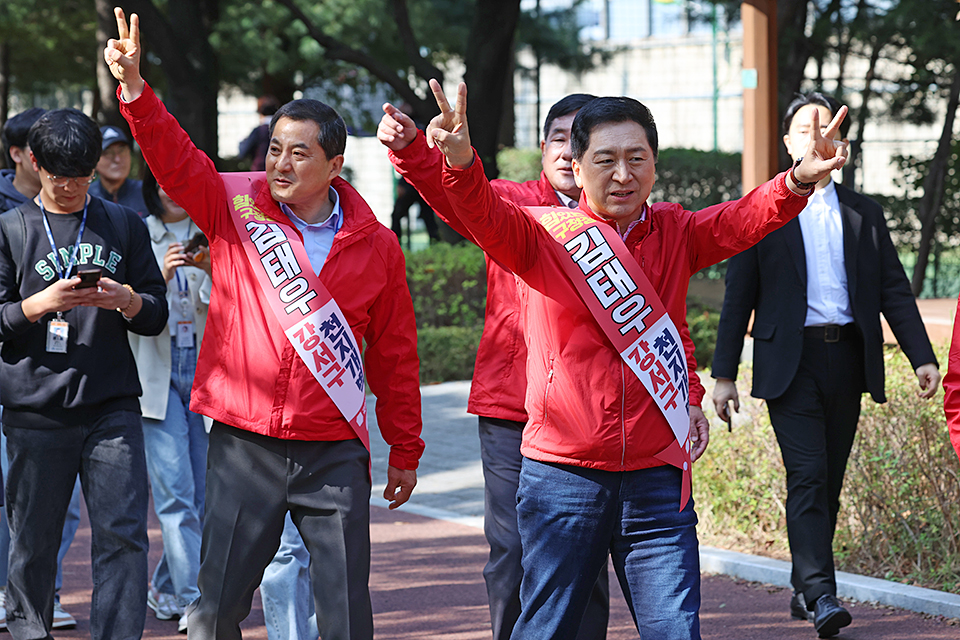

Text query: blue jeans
(143, 341), (207, 609)
(513, 460), (700, 640)
(0, 433), (81, 596)
(479, 417), (609, 640)
(259, 514), (319, 640)
(4, 410), (148, 640)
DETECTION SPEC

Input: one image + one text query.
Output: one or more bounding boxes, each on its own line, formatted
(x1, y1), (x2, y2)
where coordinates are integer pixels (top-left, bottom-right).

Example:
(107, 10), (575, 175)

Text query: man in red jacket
(394, 80), (847, 640)
(105, 11), (423, 640)
(380, 94), (710, 640)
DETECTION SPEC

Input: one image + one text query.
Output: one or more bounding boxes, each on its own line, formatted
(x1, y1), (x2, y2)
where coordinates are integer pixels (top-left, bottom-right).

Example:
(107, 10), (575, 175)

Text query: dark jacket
(88, 178), (148, 219)
(0, 169), (29, 213)
(711, 182), (936, 403)
(0, 196), (168, 428)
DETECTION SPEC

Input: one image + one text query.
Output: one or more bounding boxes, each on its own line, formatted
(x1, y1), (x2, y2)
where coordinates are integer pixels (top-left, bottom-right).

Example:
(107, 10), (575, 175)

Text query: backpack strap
(0, 206), (27, 284)
(98, 199), (132, 249)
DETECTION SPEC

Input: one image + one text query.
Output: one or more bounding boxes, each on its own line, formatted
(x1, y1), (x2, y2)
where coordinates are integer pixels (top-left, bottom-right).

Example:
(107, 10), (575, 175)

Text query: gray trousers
(187, 422), (372, 640)
(479, 417), (609, 640)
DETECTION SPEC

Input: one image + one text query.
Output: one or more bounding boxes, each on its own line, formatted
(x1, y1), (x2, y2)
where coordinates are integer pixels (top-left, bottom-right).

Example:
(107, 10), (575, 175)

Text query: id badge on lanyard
(174, 272), (194, 348)
(46, 318), (69, 353)
(40, 195), (89, 354)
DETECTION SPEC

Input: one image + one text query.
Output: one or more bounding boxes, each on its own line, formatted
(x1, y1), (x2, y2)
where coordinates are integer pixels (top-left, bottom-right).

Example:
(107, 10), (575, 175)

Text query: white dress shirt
(280, 186), (343, 276)
(798, 180), (854, 326)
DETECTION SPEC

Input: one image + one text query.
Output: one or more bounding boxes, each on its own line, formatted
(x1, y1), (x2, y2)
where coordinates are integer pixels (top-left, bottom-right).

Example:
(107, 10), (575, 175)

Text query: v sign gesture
(104, 7), (145, 102)
(788, 105), (850, 192)
(425, 80), (474, 170)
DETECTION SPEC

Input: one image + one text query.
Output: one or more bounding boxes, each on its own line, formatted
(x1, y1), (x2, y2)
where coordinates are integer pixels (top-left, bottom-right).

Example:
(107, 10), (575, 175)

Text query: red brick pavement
(46, 503), (958, 639)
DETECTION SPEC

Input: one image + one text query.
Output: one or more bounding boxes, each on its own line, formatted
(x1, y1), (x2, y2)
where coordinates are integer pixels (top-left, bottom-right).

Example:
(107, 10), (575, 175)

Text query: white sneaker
(147, 586), (180, 621)
(52, 600), (76, 630)
(0, 586), (6, 631)
(178, 613), (188, 634)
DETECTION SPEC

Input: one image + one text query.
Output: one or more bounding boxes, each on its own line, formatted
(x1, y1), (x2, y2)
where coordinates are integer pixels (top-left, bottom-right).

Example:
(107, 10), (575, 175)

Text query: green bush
(686, 302), (721, 370)
(836, 345), (960, 591)
(654, 148), (741, 283)
(405, 242), (486, 330)
(416, 325), (483, 384)
(696, 344), (960, 592)
(651, 148), (742, 211)
(496, 147), (542, 183)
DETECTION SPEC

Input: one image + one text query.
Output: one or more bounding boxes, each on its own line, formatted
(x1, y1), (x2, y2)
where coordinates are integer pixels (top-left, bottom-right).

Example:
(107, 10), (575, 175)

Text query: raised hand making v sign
(423, 80), (474, 169)
(390, 84), (854, 640)
(105, 7), (424, 639)
(103, 8), (145, 102)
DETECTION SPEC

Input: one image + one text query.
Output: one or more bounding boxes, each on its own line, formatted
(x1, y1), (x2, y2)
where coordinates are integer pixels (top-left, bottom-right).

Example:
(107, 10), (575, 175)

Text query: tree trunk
(0, 41), (9, 132)
(95, 0), (124, 128)
(498, 51), (516, 150)
(776, 0), (812, 171)
(910, 64), (960, 296)
(463, 0), (522, 179)
(844, 39), (882, 190)
(123, 0), (221, 162)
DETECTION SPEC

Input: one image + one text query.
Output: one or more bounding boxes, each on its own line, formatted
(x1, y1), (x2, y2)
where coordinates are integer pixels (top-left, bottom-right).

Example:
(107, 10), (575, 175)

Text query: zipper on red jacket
(620, 361), (626, 467)
(543, 358), (555, 423)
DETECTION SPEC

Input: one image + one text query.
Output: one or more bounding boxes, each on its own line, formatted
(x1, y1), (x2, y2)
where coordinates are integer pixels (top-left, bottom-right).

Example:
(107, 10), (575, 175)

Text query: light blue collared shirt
(280, 186), (343, 276)
(798, 180), (854, 326)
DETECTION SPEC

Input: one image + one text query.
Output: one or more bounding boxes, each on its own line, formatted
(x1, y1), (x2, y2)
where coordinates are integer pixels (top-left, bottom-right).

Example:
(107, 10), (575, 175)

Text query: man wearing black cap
(88, 125), (148, 218)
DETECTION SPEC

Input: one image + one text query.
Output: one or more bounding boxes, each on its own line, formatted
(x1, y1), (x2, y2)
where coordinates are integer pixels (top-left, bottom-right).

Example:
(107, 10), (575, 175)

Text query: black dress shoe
(790, 591), (812, 620)
(813, 594), (852, 638)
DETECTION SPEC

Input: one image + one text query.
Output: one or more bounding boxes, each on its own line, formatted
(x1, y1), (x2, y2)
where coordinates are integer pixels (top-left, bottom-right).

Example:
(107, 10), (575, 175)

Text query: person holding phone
(0, 108), (167, 640)
(127, 167), (212, 633)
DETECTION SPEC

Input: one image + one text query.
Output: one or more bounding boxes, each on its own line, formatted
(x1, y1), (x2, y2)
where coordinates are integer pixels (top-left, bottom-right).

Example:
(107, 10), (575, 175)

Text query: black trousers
(766, 332), (865, 607)
(478, 417), (609, 640)
(187, 423), (372, 640)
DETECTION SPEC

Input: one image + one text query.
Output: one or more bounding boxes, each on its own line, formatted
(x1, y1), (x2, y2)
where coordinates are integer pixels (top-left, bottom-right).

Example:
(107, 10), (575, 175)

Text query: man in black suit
(711, 92), (940, 639)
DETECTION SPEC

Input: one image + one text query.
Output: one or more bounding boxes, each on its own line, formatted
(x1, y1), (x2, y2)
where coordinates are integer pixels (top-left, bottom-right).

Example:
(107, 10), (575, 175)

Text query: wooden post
(741, 1), (778, 191)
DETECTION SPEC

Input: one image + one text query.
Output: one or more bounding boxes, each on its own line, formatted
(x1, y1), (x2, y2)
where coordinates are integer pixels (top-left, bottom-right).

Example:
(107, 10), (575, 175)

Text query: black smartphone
(74, 268), (102, 289)
(182, 232), (208, 254)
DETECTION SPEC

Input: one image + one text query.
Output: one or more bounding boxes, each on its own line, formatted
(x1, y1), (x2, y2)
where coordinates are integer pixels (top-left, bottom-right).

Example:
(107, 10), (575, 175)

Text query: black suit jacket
(711, 183), (936, 403)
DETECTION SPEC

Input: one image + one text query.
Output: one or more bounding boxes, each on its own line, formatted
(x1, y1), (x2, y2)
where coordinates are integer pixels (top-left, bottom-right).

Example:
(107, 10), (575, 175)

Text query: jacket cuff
(774, 170), (812, 199)
(388, 131), (429, 166)
(441, 149), (484, 185)
(388, 448), (420, 471)
(118, 82), (160, 123)
(3, 302), (33, 335)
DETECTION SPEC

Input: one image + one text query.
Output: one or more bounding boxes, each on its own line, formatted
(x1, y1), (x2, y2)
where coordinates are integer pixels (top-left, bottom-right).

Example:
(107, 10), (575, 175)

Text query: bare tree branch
(389, 0), (445, 87)
(270, 0), (433, 119)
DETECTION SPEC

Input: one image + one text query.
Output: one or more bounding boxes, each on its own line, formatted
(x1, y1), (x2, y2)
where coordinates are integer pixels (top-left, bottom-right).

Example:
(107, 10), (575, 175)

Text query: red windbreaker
(942, 295), (960, 462)
(121, 84), (424, 470)
(439, 150), (808, 471)
(389, 135), (704, 422)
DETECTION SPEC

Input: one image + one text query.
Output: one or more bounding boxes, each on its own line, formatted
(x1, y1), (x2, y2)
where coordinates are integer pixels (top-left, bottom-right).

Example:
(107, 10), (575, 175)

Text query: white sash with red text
(533, 206), (693, 508)
(222, 173), (369, 451)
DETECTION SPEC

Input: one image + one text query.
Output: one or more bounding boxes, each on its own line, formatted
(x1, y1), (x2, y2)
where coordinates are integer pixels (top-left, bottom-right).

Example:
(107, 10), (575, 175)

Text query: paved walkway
(49, 381), (959, 639)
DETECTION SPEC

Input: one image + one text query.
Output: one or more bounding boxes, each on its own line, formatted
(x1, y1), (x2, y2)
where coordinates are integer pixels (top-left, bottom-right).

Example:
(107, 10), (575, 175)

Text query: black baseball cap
(100, 126), (130, 151)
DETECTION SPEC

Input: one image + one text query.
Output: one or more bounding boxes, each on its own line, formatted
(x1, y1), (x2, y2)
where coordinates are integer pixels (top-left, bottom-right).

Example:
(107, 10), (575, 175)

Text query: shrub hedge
(695, 345), (960, 593)
(406, 232), (960, 592)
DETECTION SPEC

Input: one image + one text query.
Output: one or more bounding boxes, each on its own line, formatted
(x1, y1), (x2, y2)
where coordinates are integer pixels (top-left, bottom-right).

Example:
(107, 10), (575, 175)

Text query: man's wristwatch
(790, 157), (818, 192)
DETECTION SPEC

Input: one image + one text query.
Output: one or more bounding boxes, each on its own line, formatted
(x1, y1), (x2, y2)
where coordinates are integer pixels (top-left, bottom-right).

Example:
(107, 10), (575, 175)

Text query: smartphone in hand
(73, 268), (102, 289)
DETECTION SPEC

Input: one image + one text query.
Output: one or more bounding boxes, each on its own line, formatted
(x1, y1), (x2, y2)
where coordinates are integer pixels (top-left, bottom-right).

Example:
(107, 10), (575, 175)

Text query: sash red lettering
(534, 206), (692, 509)
(222, 173), (369, 450)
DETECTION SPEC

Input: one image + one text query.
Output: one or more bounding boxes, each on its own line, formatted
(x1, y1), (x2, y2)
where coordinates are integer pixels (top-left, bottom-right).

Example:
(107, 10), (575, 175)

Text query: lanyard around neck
(39, 195), (89, 281)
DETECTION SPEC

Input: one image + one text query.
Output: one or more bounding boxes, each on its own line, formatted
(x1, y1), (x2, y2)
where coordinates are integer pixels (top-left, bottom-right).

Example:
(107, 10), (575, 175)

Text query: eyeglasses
(46, 172), (97, 188)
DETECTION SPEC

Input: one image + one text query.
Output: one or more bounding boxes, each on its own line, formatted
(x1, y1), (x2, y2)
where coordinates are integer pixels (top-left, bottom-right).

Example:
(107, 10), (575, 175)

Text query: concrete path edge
(385, 498), (960, 620)
(700, 546), (960, 619)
